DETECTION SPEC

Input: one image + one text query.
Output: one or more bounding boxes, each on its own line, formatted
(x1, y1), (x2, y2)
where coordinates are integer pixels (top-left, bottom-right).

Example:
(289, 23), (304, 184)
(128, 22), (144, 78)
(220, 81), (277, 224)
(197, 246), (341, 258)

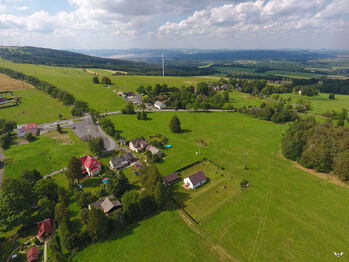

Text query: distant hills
(0, 46), (215, 76)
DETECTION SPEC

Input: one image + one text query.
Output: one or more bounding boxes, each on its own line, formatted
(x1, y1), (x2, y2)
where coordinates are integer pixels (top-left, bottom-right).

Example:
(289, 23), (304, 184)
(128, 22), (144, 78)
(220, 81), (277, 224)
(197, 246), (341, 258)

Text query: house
(154, 101), (166, 110)
(146, 145), (160, 155)
(17, 123), (39, 138)
(37, 218), (53, 242)
(89, 195), (122, 214)
(120, 137), (127, 146)
(80, 155), (101, 176)
(27, 246), (39, 262)
(164, 172), (179, 185)
(129, 137), (148, 153)
(109, 153), (137, 170)
(183, 170), (207, 189)
(122, 91), (135, 97)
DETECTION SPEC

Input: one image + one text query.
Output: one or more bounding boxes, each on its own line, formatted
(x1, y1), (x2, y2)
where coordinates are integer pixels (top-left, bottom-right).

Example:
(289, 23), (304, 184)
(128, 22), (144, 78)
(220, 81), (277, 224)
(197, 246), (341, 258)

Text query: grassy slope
(3, 130), (89, 179)
(278, 92), (349, 114)
(74, 112), (349, 262)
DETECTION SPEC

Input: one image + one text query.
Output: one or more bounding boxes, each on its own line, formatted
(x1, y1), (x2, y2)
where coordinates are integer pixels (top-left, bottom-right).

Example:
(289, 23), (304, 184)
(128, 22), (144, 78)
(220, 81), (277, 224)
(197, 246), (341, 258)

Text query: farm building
(80, 155), (101, 176)
(0, 98), (9, 105)
(17, 123), (39, 138)
(129, 137), (148, 153)
(27, 246), (39, 262)
(89, 195), (122, 214)
(37, 218), (53, 242)
(183, 170), (207, 189)
(164, 172), (179, 185)
(109, 153), (137, 170)
(154, 101), (166, 110)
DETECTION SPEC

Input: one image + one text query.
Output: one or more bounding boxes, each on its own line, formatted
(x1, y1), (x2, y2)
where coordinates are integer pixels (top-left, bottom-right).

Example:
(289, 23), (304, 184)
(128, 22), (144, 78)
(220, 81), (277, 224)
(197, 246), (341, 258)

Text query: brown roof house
(183, 170), (207, 189)
(89, 195), (122, 214)
(164, 172), (179, 185)
(129, 137), (148, 153)
(37, 218), (53, 242)
(27, 246), (39, 262)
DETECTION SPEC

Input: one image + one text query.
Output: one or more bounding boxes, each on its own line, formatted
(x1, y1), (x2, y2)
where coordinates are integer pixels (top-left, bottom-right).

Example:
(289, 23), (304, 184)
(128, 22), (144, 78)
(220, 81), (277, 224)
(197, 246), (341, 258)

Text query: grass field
(0, 73), (33, 91)
(3, 130), (89, 179)
(73, 112), (349, 262)
(278, 92), (349, 115)
(172, 160), (242, 223)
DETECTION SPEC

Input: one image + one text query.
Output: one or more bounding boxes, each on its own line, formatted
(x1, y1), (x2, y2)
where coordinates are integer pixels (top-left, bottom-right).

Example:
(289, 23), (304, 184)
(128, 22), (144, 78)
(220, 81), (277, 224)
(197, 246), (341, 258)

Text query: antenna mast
(162, 51), (165, 77)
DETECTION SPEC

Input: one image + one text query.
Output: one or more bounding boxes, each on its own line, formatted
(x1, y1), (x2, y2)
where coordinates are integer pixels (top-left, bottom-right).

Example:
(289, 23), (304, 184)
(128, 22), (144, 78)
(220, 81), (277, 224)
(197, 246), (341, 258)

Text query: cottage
(164, 172), (179, 185)
(89, 195), (122, 214)
(109, 153), (137, 170)
(154, 101), (166, 110)
(27, 247), (39, 262)
(146, 145), (160, 155)
(120, 137), (127, 146)
(129, 137), (148, 153)
(37, 218), (53, 242)
(17, 123), (39, 138)
(80, 155), (101, 176)
(183, 170), (207, 189)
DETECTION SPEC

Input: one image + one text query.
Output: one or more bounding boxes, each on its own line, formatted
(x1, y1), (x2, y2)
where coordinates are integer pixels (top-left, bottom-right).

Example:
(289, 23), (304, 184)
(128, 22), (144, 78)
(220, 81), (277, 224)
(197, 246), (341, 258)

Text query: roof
(27, 247), (39, 262)
(110, 153), (136, 168)
(90, 195), (122, 213)
(80, 155), (101, 169)
(17, 123), (38, 132)
(187, 170), (206, 185)
(37, 218), (52, 238)
(130, 137), (148, 149)
(154, 101), (165, 107)
(147, 145), (159, 155)
(164, 172), (179, 184)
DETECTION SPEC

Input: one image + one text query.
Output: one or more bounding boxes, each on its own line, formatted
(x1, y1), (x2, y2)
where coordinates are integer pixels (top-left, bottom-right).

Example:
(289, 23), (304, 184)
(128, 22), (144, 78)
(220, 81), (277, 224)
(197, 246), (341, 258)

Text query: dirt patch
(278, 151), (349, 189)
(104, 69), (128, 75)
(15, 139), (29, 146)
(82, 69), (102, 76)
(46, 131), (74, 145)
(0, 73), (34, 91)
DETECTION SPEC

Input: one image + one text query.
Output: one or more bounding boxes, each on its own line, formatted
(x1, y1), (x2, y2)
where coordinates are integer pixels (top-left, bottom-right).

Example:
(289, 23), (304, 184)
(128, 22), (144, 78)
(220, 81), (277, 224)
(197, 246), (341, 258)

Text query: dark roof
(130, 137), (147, 148)
(188, 170), (206, 185)
(37, 218), (52, 238)
(27, 247), (39, 262)
(90, 195), (121, 214)
(164, 172), (179, 184)
(110, 153), (136, 168)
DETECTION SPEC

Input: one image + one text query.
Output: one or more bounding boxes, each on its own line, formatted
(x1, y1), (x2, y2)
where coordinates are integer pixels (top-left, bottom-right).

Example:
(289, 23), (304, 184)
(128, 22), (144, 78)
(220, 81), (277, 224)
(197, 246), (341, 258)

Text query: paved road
(0, 147), (5, 184)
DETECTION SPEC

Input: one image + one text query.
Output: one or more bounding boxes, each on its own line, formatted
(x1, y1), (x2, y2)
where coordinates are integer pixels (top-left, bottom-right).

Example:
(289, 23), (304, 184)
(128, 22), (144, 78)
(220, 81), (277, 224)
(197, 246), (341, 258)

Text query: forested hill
(0, 46), (216, 76)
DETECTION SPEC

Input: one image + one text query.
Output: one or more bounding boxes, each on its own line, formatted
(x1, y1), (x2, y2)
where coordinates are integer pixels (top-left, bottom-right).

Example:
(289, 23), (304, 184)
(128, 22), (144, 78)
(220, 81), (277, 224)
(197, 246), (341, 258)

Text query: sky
(0, 0), (348, 50)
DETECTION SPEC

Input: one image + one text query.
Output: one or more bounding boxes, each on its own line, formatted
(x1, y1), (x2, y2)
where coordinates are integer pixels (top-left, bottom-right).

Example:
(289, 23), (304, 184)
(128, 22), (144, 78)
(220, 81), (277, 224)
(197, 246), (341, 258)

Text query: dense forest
(282, 118), (349, 180)
(0, 47), (216, 76)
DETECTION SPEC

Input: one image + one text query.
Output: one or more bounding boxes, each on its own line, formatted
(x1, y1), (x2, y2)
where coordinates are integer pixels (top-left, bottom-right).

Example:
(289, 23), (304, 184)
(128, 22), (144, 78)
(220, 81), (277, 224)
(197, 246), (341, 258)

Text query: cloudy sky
(0, 0), (348, 49)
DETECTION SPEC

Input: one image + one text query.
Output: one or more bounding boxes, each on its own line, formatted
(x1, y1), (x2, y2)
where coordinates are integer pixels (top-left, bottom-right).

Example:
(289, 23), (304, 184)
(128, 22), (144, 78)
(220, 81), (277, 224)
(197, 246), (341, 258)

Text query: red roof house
(37, 218), (52, 241)
(27, 247), (39, 262)
(17, 123), (39, 138)
(80, 155), (101, 176)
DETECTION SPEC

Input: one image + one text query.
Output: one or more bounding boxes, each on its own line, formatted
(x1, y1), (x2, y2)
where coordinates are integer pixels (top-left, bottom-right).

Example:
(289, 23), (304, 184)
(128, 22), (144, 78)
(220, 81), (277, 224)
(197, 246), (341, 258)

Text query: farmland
(3, 130), (89, 179)
(73, 112), (349, 262)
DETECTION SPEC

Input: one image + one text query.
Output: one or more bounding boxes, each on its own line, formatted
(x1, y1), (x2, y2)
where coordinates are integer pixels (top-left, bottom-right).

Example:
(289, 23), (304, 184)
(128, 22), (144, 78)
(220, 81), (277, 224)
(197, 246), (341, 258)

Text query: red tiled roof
(80, 156), (101, 169)
(37, 218), (52, 239)
(25, 123), (37, 129)
(90, 167), (99, 172)
(27, 247), (39, 262)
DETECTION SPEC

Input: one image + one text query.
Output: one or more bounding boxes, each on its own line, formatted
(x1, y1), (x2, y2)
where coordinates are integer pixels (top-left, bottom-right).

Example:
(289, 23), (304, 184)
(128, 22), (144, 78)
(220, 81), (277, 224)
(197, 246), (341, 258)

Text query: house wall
(183, 178), (193, 189)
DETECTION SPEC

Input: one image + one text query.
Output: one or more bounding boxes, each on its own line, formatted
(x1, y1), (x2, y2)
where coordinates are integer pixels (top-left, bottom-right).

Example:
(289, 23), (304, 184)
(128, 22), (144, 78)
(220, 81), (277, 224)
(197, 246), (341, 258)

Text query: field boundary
(168, 195), (199, 224)
(175, 157), (224, 173)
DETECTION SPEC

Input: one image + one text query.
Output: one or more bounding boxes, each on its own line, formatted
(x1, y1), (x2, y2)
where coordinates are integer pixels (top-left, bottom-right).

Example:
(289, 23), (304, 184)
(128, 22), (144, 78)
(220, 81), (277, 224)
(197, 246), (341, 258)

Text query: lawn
(73, 112), (349, 262)
(278, 92), (349, 115)
(172, 160), (242, 223)
(3, 130), (90, 179)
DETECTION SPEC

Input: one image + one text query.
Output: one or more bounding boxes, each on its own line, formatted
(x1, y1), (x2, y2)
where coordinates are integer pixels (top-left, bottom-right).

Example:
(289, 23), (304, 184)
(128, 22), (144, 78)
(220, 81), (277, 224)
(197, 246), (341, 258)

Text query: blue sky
(0, 0), (348, 49)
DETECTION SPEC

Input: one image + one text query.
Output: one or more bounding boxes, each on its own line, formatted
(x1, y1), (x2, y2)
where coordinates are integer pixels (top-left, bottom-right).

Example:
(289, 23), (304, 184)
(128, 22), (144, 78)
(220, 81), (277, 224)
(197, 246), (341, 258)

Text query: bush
(24, 131), (35, 142)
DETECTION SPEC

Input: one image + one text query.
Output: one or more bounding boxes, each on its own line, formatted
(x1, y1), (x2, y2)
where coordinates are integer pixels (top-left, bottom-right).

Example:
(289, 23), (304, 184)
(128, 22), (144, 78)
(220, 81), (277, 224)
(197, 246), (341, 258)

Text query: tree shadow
(180, 129), (191, 133)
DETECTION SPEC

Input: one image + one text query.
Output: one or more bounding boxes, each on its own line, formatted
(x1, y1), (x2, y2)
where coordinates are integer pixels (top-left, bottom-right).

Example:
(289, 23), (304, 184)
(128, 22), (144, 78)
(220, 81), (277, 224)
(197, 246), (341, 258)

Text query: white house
(154, 101), (166, 110)
(183, 170), (207, 189)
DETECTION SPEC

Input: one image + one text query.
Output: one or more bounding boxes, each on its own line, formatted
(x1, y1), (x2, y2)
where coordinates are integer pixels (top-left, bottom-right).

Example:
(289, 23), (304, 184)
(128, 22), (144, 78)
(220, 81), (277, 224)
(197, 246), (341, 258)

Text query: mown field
(3, 130), (89, 179)
(0, 73), (72, 124)
(74, 112), (349, 262)
(278, 92), (349, 115)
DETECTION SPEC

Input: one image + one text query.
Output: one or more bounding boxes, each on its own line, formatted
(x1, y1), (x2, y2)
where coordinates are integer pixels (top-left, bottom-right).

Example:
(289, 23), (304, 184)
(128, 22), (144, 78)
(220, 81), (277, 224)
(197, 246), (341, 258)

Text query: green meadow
(278, 92), (349, 115)
(3, 130), (89, 179)
(74, 112), (349, 262)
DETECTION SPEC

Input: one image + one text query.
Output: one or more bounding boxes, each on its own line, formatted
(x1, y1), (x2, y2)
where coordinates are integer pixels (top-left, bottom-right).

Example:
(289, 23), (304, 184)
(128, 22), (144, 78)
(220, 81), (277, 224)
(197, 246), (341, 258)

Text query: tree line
(282, 118), (349, 180)
(0, 67), (90, 116)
